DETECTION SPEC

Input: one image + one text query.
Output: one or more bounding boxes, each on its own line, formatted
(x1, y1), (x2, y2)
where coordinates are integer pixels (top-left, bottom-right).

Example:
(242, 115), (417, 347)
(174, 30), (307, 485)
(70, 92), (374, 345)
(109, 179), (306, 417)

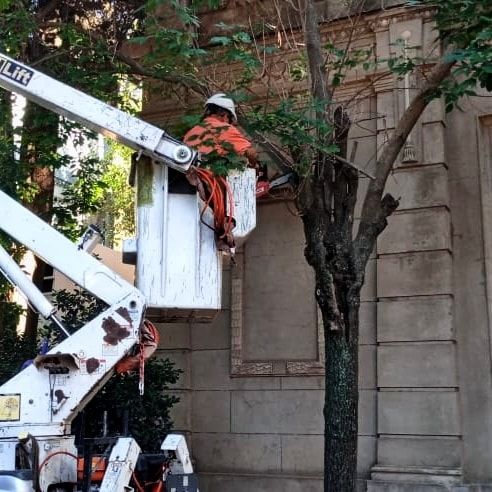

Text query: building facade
(140, 2), (492, 490)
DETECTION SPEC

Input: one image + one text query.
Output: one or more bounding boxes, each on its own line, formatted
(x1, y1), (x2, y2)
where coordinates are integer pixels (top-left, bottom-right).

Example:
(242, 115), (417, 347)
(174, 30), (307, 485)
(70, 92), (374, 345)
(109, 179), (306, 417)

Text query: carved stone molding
(367, 6), (435, 33)
(230, 251), (325, 377)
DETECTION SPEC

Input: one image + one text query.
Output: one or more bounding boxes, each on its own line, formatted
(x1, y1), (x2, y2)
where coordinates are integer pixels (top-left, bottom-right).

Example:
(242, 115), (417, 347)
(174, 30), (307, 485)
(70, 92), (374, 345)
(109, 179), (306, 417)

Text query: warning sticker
(55, 375), (68, 386)
(0, 394), (20, 421)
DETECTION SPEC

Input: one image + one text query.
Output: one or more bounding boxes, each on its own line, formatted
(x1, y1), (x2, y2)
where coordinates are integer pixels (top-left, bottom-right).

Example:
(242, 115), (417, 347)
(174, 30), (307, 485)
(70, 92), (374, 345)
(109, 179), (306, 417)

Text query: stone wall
(447, 100), (492, 485)
(366, 87), (492, 489)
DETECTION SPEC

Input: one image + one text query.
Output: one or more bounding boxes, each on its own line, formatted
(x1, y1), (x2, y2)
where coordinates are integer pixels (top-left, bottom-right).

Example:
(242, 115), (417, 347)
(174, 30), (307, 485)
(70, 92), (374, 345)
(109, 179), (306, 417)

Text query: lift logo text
(0, 56), (33, 86)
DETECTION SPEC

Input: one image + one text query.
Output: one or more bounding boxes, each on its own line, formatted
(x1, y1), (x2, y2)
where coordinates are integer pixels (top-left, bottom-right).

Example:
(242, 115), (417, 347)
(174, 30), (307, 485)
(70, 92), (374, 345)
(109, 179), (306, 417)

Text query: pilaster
(369, 15), (462, 488)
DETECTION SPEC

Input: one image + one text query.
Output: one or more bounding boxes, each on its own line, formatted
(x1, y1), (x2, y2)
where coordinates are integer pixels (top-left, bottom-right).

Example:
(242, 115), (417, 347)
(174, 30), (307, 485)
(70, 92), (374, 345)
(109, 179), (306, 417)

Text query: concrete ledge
(198, 472), (323, 492)
(198, 472), (368, 492)
(368, 483), (492, 492)
(369, 465), (461, 491)
(368, 481), (450, 491)
(377, 436), (461, 469)
(453, 487), (492, 492)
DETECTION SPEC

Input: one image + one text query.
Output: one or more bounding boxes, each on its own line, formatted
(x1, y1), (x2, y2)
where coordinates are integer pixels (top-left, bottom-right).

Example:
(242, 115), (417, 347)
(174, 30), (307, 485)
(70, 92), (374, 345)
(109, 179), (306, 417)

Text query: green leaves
(210, 35), (232, 46)
(387, 55), (417, 78)
(52, 155), (108, 241)
(201, 148), (247, 176)
(325, 42), (374, 72)
(0, 8), (37, 55)
(210, 31), (251, 46)
(0, 0), (12, 11)
(83, 357), (181, 452)
(204, 23), (260, 86)
(332, 73), (344, 87)
(247, 97), (338, 175)
(98, 141), (136, 248)
(410, 0), (492, 110)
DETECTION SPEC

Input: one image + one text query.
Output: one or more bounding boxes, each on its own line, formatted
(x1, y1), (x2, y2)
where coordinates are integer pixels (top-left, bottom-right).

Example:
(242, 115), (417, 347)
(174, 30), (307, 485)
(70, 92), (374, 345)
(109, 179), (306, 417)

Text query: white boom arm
(0, 52), (196, 171)
(0, 54), (180, 484)
(0, 190), (146, 439)
(0, 191), (146, 489)
(0, 191), (137, 306)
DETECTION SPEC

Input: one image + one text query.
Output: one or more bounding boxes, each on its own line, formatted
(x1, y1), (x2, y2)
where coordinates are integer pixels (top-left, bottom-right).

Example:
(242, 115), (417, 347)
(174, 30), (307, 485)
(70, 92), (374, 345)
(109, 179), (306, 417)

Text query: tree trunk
(20, 101), (58, 343)
(303, 229), (361, 491)
(301, 194), (364, 491)
(322, 281), (360, 491)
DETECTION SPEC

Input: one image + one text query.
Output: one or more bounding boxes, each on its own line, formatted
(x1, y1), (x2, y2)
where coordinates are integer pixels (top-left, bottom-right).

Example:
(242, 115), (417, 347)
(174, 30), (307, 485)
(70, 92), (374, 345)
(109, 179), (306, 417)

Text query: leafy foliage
(247, 98), (338, 174)
(184, 123), (249, 175)
(0, 94), (17, 197)
(0, 299), (32, 385)
(411, 0), (492, 110)
(82, 358), (181, 453)
(52, 141), (136, 245)
(0, 92), (33, 381)
(53, 157), (108, 241)
(98, 142), (136, 248)
(0, 239), (33, 386)
(206, 28), (260, 87)
(198, 148), (248, 176)
(50, 288), (107, 332)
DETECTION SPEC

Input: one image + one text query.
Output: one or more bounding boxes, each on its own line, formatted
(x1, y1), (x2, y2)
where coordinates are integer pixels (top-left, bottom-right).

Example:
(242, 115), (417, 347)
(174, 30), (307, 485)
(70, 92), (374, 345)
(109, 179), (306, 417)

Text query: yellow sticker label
(0, 394), (20, 421)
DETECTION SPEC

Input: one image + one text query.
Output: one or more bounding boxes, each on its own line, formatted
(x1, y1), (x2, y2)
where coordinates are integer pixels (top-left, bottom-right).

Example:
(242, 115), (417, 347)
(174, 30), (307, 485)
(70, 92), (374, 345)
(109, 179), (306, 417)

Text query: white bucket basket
(127, 161), (256, 322)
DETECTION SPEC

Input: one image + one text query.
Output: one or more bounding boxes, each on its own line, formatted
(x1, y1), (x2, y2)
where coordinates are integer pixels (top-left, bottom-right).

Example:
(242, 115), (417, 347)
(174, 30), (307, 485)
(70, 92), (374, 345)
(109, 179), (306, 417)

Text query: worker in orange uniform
(183, 94), (261, 254)
(183, 93), (259, 173)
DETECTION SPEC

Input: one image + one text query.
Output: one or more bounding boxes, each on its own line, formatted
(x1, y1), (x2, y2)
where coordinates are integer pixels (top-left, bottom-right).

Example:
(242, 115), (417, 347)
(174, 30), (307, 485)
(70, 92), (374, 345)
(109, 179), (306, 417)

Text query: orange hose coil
(193, 167), (235, 240)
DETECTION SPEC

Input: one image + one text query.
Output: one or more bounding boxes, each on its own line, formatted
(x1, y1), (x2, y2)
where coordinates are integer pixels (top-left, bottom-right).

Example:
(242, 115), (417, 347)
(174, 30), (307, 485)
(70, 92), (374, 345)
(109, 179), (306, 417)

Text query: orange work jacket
(183, 116), (252, 156)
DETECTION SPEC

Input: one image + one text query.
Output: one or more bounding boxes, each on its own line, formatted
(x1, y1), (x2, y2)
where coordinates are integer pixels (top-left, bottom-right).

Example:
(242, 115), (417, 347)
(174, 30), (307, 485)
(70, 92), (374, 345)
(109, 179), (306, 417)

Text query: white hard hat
(205, 93), (237, 122)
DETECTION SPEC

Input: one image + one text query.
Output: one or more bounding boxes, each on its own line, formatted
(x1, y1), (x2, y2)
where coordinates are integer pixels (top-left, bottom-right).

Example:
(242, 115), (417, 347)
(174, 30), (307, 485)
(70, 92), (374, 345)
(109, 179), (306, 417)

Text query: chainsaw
(256, 171), (297, 197)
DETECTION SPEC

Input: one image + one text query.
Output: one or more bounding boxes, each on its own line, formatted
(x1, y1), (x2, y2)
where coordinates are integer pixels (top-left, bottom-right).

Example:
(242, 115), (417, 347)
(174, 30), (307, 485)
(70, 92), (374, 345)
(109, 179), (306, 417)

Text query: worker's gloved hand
(257, 163), (268, 181)
(255, 163), (270, 197)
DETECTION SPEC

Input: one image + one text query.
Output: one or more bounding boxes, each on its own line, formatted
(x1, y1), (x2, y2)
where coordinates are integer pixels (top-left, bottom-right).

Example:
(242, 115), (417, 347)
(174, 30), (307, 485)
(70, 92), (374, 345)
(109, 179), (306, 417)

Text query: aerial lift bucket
(124, 156), (256, 322)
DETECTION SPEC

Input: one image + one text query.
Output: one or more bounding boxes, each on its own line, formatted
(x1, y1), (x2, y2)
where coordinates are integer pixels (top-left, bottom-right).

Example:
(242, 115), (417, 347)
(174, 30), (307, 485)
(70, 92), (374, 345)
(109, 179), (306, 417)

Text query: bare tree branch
(114, 49), (210, 97)
(355, 56), (455, 263)
(304, 0), (328, 102)
(364, 58), (454, 205)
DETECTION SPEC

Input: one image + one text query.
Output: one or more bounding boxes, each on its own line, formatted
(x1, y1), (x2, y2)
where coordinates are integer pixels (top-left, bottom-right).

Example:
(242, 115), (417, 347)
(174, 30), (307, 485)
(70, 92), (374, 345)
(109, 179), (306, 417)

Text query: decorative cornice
(366, 6), (435, 33)
(313, 6), (435, 39)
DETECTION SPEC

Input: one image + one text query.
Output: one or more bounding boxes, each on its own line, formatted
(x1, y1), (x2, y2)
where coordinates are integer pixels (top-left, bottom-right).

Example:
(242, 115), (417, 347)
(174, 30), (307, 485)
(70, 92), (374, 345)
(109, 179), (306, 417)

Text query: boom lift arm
(0, 52), (196, 172)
